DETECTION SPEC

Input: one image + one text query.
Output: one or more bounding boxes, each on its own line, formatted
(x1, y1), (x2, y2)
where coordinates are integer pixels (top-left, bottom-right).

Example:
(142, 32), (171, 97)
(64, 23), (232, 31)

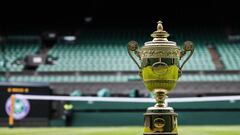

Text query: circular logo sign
(5, 96), (30, 120)
(154, 118), (165, 128)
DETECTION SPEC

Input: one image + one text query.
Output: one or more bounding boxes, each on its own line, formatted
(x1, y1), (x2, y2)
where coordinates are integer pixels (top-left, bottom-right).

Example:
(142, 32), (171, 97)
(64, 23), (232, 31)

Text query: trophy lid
(144, 21), (176, 46)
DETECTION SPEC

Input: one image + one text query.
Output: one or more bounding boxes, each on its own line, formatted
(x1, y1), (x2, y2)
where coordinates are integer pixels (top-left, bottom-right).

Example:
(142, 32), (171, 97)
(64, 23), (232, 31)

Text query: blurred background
(0, 0), (240, 134)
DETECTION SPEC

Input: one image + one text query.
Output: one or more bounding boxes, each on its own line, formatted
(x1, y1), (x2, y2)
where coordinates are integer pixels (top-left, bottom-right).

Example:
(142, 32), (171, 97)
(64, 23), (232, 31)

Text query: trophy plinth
(144, 106), (178, 135)
(128, 21), (194, 135)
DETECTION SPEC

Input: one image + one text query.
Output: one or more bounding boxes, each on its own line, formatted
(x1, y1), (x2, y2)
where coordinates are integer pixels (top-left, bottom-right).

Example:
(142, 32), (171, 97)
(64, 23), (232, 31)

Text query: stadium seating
(4, 43), (40, 71)
(0, 36), (41, 72)
(1, 30), (240, 87)
(0, 76), (6, 81)
(37, 41), (215, 72)
(1, 28), (240, 73)
(179, 74), (240, 82)
(180, 41), (216, 71)
(7, 74), (240, 83)
(38, 43), (139, 71)
(36, 27), (231, 72)
(216, 43), (240, 70)
(2, 30), (236, 72)
(8, 75), (138, 83)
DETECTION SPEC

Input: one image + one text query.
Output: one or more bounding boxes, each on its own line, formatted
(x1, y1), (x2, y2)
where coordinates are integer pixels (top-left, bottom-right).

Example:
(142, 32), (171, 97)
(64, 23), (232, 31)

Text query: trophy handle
(179, 41), (194, 70)
(128, 41), (141, 69)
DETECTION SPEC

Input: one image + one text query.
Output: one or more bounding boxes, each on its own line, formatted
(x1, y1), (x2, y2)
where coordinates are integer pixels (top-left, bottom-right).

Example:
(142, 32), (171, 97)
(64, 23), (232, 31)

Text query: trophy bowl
(127, 21), (194, 135)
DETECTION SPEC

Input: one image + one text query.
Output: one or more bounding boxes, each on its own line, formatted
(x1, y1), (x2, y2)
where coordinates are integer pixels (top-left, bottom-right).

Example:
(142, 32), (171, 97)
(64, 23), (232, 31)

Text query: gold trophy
(128, 21), (194, 135)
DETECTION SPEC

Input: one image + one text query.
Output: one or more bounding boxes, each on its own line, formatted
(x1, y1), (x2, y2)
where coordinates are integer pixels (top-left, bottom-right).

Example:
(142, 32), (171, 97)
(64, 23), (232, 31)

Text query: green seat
(70, 90), (82, 96)
(97, 88), (111, 97)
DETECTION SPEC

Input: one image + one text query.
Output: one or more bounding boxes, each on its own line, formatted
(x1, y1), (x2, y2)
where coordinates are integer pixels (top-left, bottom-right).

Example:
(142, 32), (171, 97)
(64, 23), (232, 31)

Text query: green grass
(0, 126), (240, 135)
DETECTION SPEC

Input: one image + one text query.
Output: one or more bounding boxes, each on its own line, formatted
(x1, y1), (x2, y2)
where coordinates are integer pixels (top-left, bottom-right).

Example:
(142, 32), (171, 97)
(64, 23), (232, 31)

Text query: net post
(8, 94), (15, 128)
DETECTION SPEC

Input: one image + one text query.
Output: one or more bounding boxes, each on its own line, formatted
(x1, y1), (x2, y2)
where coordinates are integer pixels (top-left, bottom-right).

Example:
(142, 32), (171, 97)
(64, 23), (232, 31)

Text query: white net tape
(15, 94), (240, 103)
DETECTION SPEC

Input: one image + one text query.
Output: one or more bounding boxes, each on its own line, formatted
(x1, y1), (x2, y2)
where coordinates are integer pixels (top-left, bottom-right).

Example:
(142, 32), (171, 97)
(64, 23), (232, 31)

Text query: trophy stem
(153, 89), (168, 108)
